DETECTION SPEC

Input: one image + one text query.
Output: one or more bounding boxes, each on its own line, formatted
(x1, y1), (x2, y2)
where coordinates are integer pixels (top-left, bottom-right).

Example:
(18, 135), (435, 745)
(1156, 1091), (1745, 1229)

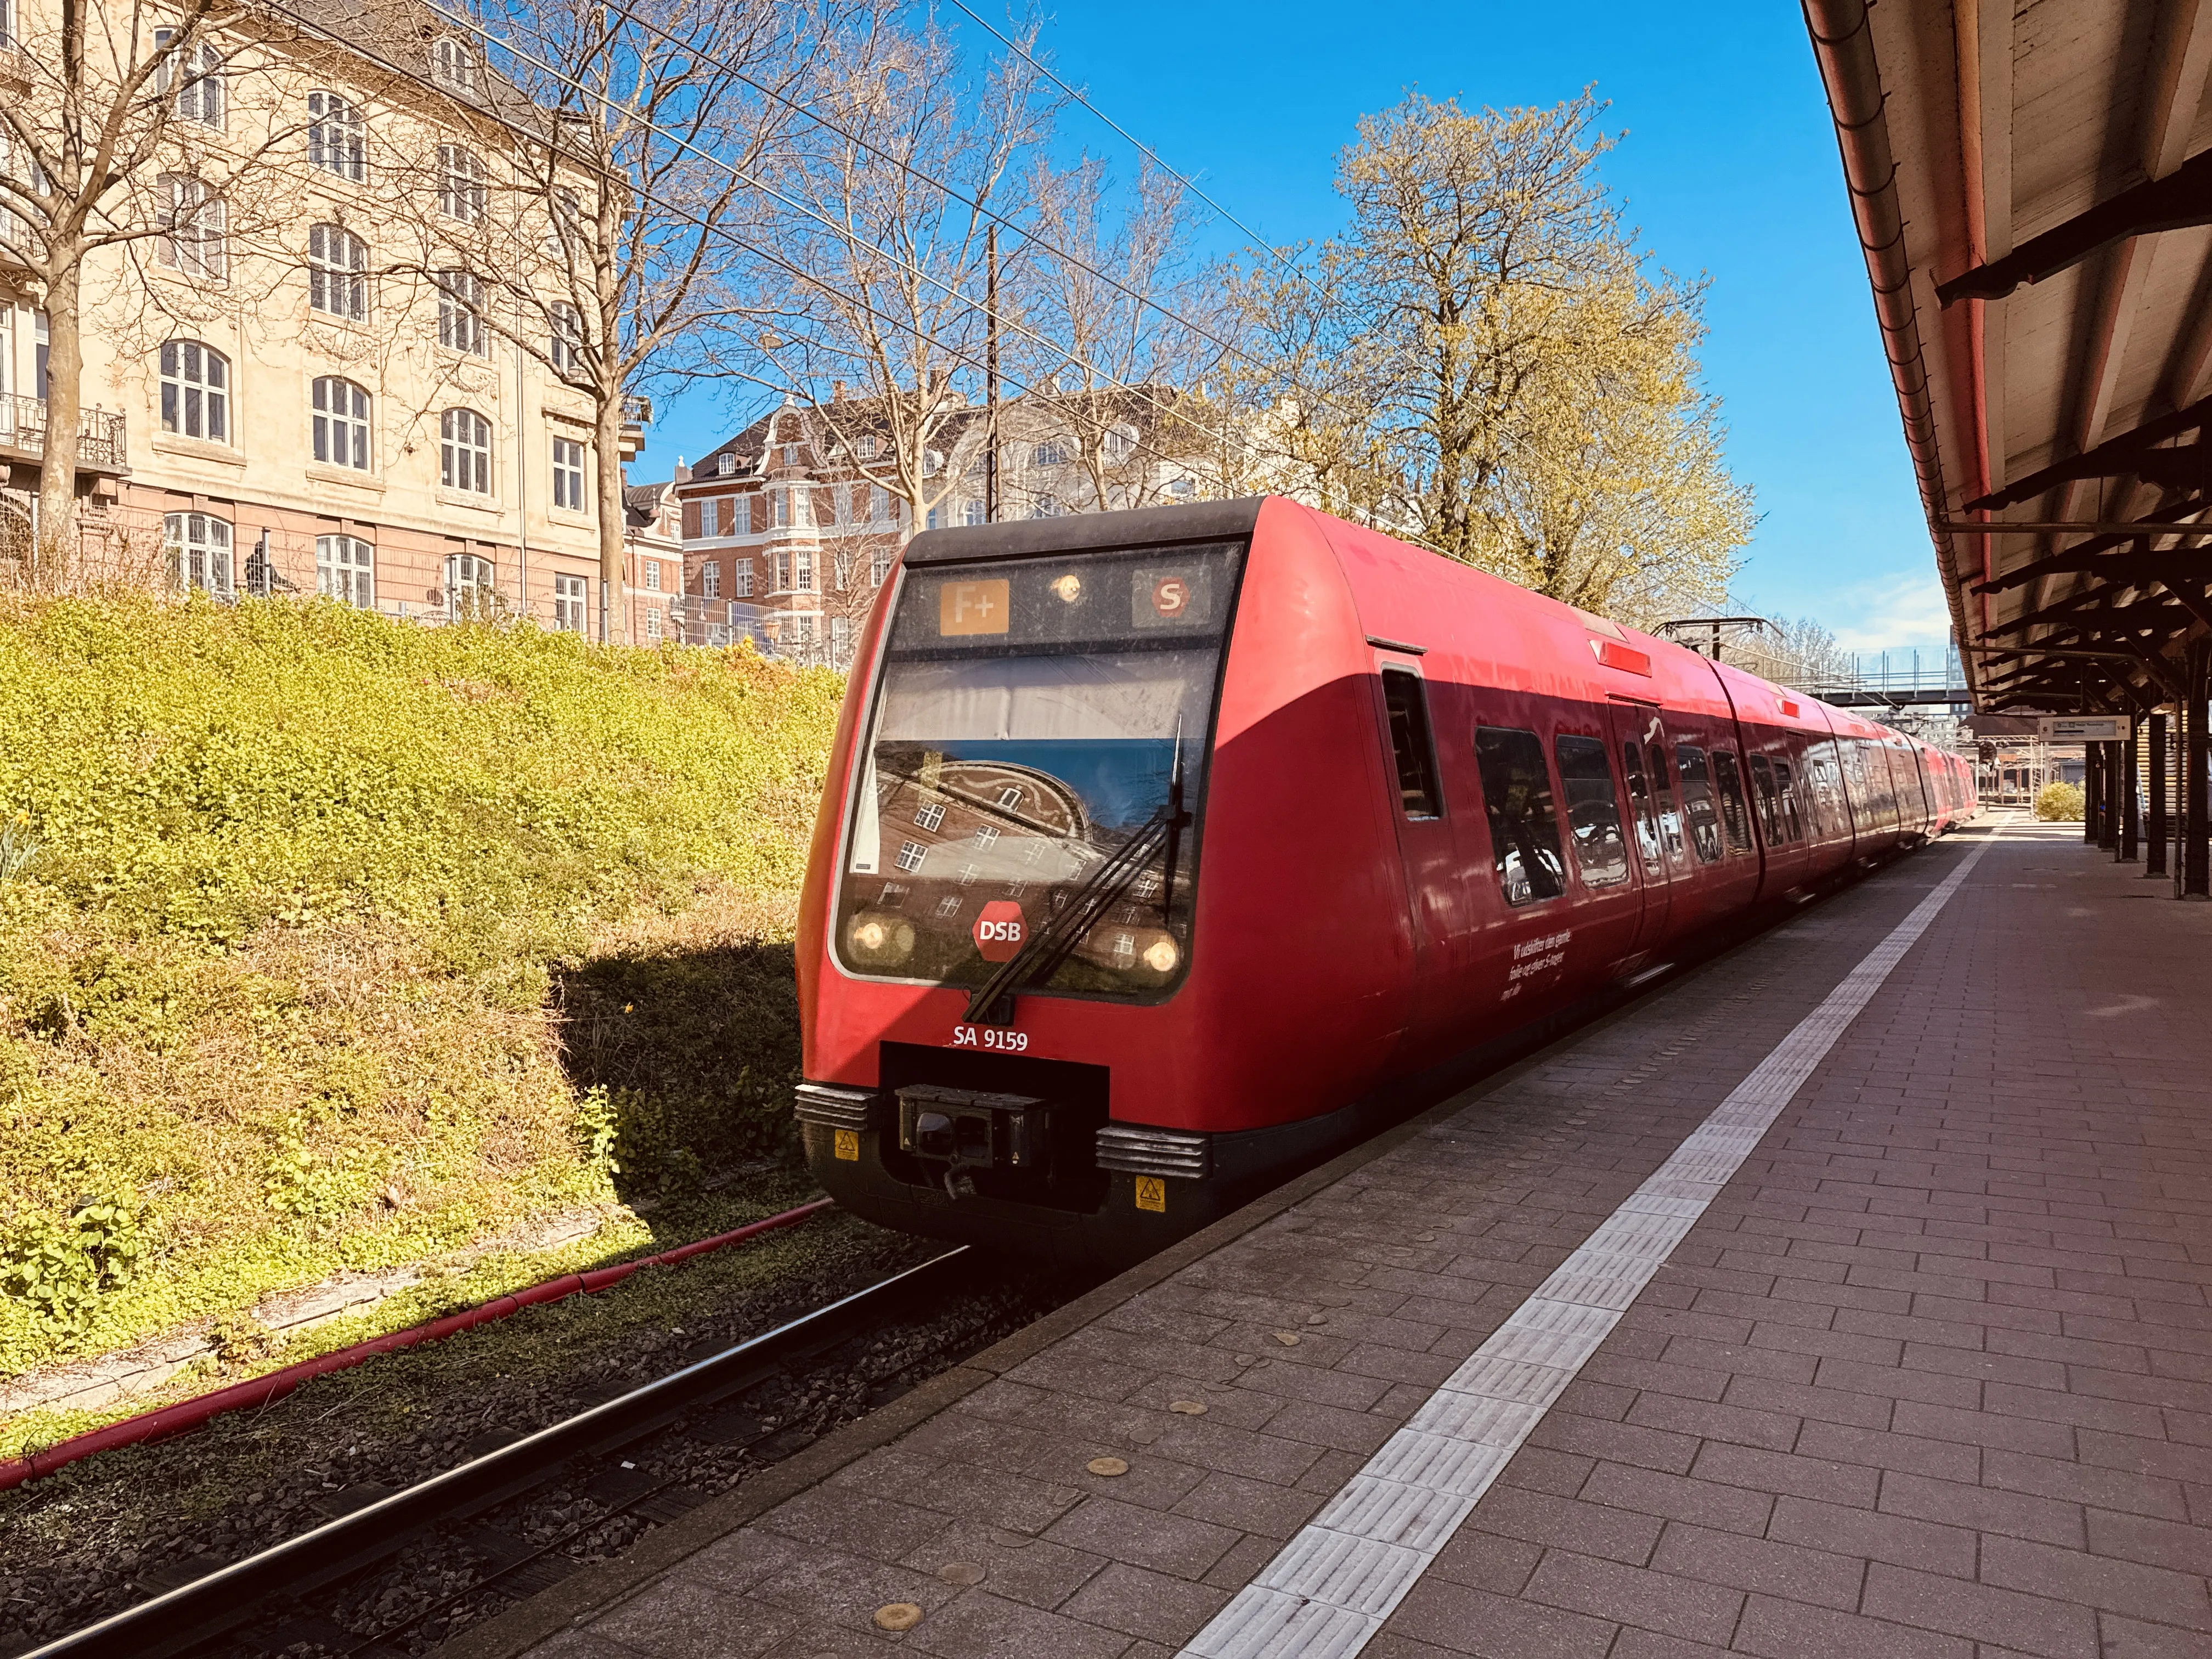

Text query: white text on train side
(1512, 930), (1572, 960)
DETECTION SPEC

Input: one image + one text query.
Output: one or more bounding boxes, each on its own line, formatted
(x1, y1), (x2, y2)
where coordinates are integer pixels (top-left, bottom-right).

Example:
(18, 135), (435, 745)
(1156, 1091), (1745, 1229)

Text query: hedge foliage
(0, 596), (840, 1378)
(2034, 781), (2086, 822)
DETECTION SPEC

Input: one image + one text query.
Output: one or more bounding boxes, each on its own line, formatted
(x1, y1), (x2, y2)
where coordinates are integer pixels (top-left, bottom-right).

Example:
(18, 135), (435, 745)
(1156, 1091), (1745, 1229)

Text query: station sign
(2036, 716), (2128, 741)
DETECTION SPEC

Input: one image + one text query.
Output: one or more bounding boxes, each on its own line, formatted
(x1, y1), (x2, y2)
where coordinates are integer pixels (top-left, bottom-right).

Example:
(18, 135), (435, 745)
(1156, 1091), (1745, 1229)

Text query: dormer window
(857, 434), (878, 460)
(432, 36), (476, 91)
(780, 443), (798, 466)
(716, 452), (736, 476)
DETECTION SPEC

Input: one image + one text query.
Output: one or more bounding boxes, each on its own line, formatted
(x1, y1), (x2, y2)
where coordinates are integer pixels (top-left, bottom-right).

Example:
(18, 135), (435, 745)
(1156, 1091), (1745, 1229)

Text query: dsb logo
(973, 900), (1026, 962)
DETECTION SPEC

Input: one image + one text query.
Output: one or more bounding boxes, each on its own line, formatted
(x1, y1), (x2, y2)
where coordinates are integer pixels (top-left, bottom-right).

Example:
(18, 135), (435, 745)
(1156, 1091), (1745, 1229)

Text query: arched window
(548, 301), (583, 374)
(315, 534), (373, 606)
(308, 223), (367, 321)
(445, 551), (494, 619)
(312, 376), (370, 470)
(159, 339), (228, 442)
(1104, 422), (1139, 464)
(435, 269), (486, 356)
(306, 91), (364, 181)
(437, 144), (485, 223)
(165, 511), (232, 597)
(441, 408), (490, 493)
(431, 37), (476, 90)
(156, 174), (225, 281)
(156, 31), (223, 128)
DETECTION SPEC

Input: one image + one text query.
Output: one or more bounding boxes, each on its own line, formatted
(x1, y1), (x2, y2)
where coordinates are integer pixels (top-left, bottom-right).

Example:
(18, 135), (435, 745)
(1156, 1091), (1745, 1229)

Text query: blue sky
(651, 0), (1952, 657)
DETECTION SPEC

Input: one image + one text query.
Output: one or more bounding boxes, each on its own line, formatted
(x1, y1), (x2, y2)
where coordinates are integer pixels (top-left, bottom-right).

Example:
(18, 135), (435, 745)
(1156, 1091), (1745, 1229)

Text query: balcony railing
(0, 396), (129, 472)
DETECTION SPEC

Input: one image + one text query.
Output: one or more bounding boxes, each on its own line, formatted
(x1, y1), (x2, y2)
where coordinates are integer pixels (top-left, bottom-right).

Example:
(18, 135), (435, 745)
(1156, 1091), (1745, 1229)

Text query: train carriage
(793, 498), (1973, 1266)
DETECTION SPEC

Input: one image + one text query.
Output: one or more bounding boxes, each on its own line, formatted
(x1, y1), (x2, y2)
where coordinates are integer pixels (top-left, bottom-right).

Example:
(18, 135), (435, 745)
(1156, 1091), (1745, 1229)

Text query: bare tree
(0, 0), (303, 582)
(732, 9), (1052, 531)
(1224, 241), (1398, 523)
(1015, 154), (1226, 512)
(371, 0), (824, 640)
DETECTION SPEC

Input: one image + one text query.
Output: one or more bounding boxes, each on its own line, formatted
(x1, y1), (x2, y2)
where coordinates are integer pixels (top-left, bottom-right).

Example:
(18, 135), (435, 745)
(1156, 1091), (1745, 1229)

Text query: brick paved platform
(462, 814), (2212, 1659)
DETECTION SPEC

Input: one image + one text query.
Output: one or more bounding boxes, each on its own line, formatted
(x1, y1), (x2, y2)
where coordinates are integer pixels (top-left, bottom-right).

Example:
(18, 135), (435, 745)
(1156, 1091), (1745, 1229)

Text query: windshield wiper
(964, 803), (1181, 1025)
(1159, 723), (1186, 922)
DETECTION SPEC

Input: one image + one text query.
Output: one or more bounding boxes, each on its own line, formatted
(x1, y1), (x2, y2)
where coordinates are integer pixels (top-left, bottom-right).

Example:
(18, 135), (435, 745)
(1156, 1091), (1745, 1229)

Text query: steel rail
(24, 1248), (972, 1659)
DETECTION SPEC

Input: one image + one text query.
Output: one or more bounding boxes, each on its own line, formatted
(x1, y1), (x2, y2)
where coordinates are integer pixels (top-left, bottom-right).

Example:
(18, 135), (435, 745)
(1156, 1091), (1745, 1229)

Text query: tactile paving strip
(1182, 833), (2000, 1659)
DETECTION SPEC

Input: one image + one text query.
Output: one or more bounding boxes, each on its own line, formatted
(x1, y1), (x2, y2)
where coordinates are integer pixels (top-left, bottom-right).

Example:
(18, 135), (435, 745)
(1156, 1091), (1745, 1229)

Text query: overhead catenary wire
(939, 0), (1321, 292)
(245, 0), (1240, 512)
(261, 0), (1467, 557)
(460, 0), (1256, 369)
(430, 0), (1451, 557)
(396, 0), (1255, 484)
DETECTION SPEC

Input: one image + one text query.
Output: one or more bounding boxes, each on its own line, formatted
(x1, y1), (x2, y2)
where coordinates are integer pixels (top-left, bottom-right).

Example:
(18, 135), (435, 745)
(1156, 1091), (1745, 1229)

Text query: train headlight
(1142, 936), (1179, 974)
(847, 912), (914, 964)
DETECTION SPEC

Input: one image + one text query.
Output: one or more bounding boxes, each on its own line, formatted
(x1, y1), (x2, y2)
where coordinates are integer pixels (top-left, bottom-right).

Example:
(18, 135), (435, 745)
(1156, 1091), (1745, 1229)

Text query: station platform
(460, 812), (2212, 1659)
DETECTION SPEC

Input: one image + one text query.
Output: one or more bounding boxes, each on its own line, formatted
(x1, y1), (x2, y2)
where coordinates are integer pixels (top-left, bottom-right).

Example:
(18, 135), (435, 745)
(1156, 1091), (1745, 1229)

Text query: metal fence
(0, 396), (129, 472)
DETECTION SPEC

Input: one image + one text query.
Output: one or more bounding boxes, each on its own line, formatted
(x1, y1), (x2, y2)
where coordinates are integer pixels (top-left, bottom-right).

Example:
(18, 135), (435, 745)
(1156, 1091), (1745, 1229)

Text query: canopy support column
(2187, 644), (2210, 899)
(2122, 726), (2141, 861)
(2085, 741), (2102, 844)
(2147, 712), (2169, 878)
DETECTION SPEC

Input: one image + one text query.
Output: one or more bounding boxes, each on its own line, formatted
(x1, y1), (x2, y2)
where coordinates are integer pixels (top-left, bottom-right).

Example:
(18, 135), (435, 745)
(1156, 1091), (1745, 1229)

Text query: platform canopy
(1804, 0), (2212, 714)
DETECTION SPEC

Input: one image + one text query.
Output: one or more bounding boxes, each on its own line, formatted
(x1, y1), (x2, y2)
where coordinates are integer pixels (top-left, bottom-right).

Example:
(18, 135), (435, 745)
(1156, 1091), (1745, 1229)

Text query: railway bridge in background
(411, 7), (2212, 1658)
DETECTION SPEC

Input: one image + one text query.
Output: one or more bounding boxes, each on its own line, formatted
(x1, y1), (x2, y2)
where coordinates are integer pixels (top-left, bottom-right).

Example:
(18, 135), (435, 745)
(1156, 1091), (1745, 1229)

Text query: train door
(1629, 708), (1703, 943)
(1802, 734), (1855, 873)
(1898, 742), (1934, 838)
(1551, 716), (1644, 977)
(1368, 654), (1479, 1062)
(1611, 704), (1672, 956)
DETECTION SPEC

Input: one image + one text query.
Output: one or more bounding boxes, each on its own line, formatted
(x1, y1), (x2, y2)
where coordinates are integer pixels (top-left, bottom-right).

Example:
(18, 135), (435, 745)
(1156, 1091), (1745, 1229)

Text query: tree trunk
(595, 391), (626, 644)
(34, 260), (82, 586)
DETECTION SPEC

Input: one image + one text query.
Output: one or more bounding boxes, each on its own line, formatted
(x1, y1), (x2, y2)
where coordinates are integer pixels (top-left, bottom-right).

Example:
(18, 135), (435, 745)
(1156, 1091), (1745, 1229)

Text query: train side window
(1711, 751), (1754, 854)
(1839, 741), (1871, 830)
(1771, 758), (1805, 842)
(1645, 741), (1685, 859)
(1864, 742), (1898, 825)
(1380, 667), (1443, 819)
(1555, 735), (1630, 889)
(1620, 741), (1662, 865)
(1748, 754), (1784, 844)
(1808, 742), (1844, 836)
(1674, 743), (1724, 862)
(1475, 725), (1567, 906)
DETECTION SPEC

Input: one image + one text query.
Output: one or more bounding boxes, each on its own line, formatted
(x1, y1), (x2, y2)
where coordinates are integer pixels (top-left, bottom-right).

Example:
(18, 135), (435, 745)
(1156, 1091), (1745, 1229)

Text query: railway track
(23, 1246), (1058, 1659)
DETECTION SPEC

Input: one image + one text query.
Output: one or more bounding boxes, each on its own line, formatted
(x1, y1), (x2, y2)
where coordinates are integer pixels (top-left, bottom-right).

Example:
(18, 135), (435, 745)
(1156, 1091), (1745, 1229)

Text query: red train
(793, 498), (1974, 1264)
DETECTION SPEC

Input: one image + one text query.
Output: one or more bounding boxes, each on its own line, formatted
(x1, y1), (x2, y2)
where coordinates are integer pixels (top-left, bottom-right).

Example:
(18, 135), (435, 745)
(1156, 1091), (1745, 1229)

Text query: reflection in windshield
(835, 543), (1241, 997)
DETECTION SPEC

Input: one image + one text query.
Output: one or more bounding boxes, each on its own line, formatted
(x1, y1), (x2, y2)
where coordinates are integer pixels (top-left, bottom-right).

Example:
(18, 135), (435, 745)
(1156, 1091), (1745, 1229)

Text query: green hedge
(0, 596), (840, 1377)
(2034, 781), (2086, 822)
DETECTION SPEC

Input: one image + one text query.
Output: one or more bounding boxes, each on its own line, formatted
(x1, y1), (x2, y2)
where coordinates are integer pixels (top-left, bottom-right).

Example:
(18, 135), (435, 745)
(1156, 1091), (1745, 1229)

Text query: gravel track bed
(0, 1212), (1070, 1657)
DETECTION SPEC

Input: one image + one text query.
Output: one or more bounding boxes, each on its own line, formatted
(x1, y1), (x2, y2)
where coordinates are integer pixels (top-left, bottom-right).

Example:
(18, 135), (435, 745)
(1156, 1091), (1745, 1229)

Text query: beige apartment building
(16, 0), (650, 635)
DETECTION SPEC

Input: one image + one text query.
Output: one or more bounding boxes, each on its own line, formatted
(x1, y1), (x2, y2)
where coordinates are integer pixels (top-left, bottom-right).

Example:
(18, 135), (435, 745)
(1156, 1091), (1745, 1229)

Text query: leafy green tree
(1237, 91), (1754, 622)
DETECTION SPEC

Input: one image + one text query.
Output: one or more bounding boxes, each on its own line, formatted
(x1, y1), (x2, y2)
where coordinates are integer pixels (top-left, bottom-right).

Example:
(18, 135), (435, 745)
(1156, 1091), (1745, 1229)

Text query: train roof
(901, 498), (1268, 567)
(896, 495), (1940, 756)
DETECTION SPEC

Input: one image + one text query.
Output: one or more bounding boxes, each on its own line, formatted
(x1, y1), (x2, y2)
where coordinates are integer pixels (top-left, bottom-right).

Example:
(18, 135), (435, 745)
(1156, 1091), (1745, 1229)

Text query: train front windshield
(834, 540), (1244, 1001)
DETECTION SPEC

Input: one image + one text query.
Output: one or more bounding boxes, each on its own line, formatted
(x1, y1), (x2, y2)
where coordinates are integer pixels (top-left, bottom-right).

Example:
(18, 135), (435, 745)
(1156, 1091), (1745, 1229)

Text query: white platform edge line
(1178, 831), (1999, 1658)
